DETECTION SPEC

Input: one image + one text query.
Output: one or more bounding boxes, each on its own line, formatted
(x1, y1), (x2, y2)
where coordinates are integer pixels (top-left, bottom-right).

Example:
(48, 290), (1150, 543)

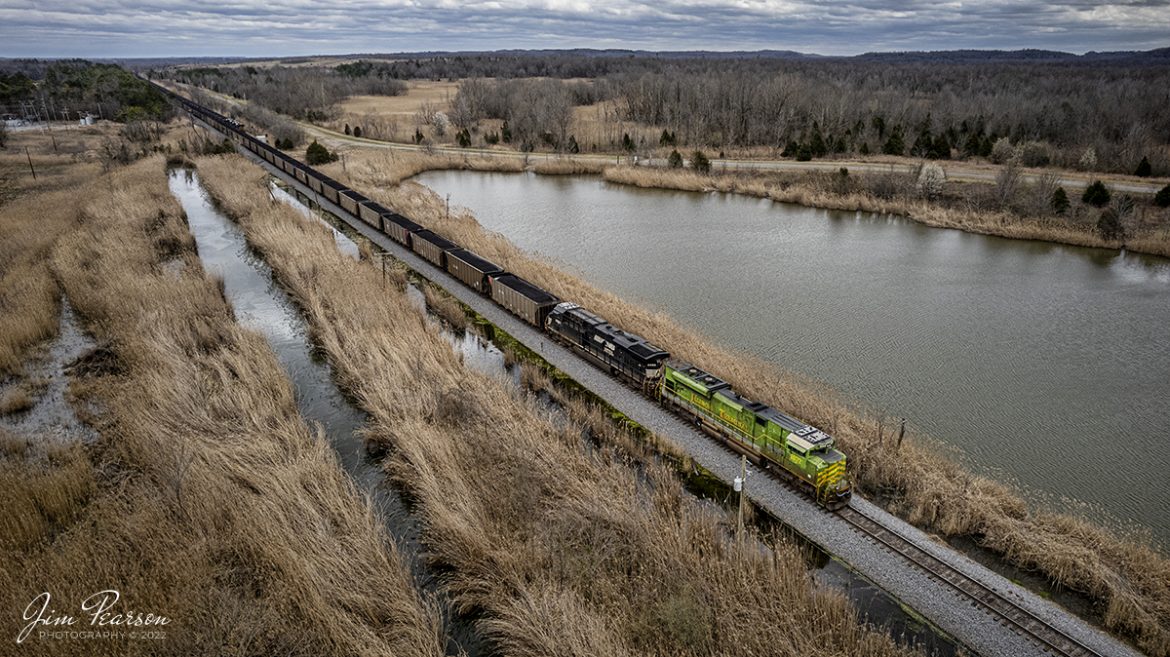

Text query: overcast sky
(1, 0), (1168, 59)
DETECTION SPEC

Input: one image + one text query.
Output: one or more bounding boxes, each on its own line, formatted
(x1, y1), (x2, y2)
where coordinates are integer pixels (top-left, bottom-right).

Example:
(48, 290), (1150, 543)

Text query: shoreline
(327, 149), (1170, 655)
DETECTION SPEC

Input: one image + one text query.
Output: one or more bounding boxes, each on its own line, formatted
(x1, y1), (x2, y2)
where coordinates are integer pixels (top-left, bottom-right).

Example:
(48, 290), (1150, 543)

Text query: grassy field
(328, 81), (463, 143)
(319, 148), (1170, 656)
(0, 136), (443, 655)
(195, 154), (920, 657)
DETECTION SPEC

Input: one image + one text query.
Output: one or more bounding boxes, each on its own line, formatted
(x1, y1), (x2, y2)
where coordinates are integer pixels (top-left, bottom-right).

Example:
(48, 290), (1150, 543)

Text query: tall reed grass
(197, 154), (918, 657)
(332, 149), (1170, 655)
(1, 156), (443, 657)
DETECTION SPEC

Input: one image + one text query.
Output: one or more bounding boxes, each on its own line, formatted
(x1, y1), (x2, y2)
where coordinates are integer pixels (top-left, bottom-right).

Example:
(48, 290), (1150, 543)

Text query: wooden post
(25, 147), (36, 180)
(381, 254), (386, 288)
(897, 418), (906, 451)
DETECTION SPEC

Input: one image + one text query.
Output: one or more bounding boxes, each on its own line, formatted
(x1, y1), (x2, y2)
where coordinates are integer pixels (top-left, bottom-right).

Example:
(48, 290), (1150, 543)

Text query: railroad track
(196, 109), (1113, 657)
(836, 504), (1104, 657)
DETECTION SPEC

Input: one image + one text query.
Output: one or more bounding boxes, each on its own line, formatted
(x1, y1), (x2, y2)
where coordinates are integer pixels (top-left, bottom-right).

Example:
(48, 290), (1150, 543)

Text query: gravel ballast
(214, 129), (1140, 657)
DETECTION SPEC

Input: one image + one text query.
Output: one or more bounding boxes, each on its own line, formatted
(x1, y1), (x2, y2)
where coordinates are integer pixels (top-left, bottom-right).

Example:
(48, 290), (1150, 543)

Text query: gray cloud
(0, 0), (1167, 58)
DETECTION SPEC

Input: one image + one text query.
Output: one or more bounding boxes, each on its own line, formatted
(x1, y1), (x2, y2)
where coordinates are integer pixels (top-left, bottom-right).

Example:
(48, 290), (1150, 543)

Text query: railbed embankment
(218, 134), (1144, 657)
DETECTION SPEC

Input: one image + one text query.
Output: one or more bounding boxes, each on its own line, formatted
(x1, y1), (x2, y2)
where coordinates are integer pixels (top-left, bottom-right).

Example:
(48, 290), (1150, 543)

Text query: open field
(328, 81), (463, 143)
(195, 154), (920, 657)
(0, 136), (442, 655)
(314, 148), (1170, 656)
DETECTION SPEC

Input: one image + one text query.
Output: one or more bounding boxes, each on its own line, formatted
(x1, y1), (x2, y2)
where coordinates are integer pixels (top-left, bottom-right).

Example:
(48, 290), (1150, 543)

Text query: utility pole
(445, 193), (450, 221)
(735, 455), (747, 543)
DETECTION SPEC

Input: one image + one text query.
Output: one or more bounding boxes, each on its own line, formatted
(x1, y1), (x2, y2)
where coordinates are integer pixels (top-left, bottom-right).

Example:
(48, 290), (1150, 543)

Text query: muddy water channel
(416, 170), (1170, 545)
(169, 170), (485, 656)
(274, 180), (957, 656)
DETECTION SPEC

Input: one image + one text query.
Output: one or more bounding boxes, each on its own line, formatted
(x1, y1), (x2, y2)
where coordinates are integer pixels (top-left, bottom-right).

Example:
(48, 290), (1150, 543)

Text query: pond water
(416, 170), (1170, 546)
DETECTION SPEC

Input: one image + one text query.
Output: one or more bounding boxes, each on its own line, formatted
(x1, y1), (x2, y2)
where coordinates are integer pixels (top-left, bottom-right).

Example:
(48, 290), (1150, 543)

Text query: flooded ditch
(170, 168), (485, 657)
(0, 299), (96, 444)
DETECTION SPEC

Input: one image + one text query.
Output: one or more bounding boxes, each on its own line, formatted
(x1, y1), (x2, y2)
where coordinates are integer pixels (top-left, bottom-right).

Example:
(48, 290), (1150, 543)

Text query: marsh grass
(197, 154), (918, 657)
(0, 156), (443, 657)
(324, 149), (1170, 655)
(602, 166), (1170, 258)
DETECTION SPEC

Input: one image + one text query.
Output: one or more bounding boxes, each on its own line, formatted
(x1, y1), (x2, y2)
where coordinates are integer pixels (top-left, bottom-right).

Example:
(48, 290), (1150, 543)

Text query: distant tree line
(165, 65), (406, 121)
(166, 53), (1170, 174)
(603, 60), (1170, 174)
(0, 59), (171, 122)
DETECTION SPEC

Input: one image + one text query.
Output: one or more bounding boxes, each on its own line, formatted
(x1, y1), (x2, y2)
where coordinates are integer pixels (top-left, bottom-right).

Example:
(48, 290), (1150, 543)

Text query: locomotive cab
(787, 428), (852, 508)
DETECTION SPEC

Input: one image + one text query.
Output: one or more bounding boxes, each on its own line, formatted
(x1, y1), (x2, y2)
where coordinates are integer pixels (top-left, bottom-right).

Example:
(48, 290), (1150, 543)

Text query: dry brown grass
(422, 284), (469, 332)
(197, 154), (918, 657)
(0, 382), (40, 416)
(0, 128), (106, 376)
(328, 151), (1170, 656)
(0, 156), (443, 656)
(530, 158), (609, 176)
(602, 166), (1170, 258)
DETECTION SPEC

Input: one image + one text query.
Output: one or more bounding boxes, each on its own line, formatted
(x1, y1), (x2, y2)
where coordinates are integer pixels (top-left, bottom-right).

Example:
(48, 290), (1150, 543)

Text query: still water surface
(417, 170), (1170, 545)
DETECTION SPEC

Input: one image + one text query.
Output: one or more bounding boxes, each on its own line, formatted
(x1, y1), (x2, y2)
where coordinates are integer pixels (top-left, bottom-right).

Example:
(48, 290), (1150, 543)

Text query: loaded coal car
(490, 274), (559, 328)
(279, 156), (299, 178)
(446, 248), (504, 294)
(383, 212), (424, 248)
(545, 302), (668, 389)
(319, 177), (347, 206)
(659, 362), (852, 508)
(338, 189), (368, 217)
(293, 163), (309, 185)
(305, 169), (324, 194)
(359, 200), (391, 229)
(411, 229), (458, 268)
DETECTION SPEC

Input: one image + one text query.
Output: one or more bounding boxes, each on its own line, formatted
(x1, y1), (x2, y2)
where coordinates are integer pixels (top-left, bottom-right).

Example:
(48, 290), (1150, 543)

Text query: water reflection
(416, 169), (1170, 545)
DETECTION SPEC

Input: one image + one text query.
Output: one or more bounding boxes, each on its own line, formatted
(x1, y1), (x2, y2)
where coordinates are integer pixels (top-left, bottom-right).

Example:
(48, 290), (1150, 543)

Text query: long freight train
(168, 90), (853, 509)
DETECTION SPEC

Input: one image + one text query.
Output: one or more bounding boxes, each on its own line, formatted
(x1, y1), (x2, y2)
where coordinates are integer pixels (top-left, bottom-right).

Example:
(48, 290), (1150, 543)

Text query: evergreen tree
(1097, 208), (1124, 241)
(1135, 156), (1152, 177)
(622, 133), (635, 152)
(1155, 184), (1170, 208)
(859, 142), (871, 156)
(809, 126), (827, 157)
(931, 134), (952, 159)
(667, 149), (683, 168)
(352, 126), (362, 138)
(963, 131), (982, 156)
(795, 144), (812, 161)
(1082, 180), (1111, 207)
(781, 141), (798, 157)
(1051, 187), (1070, 215)
(305, 140), (338, 165)
(911, 127), (933, 157)
(567, 135), (580, 153)
(691, 149), (711, 174)
(882, 127), (905, 156)
(501, 120), (511, 143)
(344, 123), (351, 136)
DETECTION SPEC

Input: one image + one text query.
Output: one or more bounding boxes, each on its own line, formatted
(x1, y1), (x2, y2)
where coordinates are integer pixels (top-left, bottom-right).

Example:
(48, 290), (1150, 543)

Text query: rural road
(166, 81), (1168, 195)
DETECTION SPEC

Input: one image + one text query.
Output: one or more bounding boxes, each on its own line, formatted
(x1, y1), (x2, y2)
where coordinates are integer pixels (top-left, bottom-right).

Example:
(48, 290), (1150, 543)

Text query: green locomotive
(660, 362), (851, 508)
